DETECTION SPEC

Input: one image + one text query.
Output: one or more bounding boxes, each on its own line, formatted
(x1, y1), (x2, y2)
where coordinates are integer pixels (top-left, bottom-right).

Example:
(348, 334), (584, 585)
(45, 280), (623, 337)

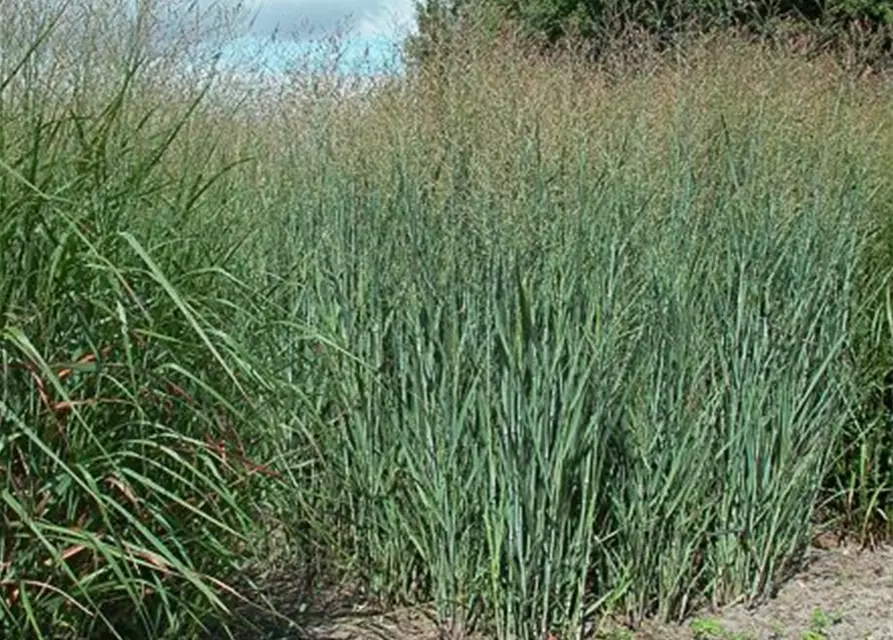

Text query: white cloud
(205, 0), (416, 80)
(238, 0), (417, 39)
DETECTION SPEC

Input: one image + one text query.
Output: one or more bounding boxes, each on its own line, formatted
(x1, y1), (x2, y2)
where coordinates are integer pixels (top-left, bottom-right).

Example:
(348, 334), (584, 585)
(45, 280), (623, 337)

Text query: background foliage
(407, 0), (893, 63)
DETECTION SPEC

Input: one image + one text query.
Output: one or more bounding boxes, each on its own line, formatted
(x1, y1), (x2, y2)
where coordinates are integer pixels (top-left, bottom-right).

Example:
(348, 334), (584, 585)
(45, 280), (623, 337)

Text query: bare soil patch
(633, 543), (893, 640)
(216, 544), (893, 640)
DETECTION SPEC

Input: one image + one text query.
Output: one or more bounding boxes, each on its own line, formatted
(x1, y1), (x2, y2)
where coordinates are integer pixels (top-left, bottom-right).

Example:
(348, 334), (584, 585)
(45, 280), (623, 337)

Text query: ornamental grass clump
(2, 3), (893, 639)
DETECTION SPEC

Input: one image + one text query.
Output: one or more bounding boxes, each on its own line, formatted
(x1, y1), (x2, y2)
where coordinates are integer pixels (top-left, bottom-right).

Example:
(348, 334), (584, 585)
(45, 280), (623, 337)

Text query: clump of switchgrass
(245, 23), (893, 638)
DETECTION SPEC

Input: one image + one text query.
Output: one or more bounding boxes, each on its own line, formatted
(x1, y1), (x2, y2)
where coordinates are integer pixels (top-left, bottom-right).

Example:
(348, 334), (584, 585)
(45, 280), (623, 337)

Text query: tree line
(406, 0), (893, 64)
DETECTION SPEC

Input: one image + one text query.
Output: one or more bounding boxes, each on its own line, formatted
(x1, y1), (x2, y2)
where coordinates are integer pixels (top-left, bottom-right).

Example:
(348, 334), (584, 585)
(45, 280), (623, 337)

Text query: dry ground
(218, 543), (893, 640)
(634, 543), (893, 640)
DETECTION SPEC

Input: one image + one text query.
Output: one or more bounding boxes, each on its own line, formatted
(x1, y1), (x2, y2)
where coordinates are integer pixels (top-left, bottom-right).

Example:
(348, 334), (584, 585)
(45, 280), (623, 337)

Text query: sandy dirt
(217, 543), (893, 640)
(633, 543), (893, 640)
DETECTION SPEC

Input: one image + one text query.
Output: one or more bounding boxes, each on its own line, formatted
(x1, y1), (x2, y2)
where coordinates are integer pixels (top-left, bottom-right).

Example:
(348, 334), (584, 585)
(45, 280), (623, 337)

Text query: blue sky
(217, 0), (418, 76)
